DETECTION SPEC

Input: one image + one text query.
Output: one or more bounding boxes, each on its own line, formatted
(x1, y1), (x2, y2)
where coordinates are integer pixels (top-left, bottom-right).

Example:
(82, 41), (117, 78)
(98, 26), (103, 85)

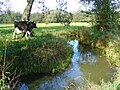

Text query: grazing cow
(13, 21), (37, 39)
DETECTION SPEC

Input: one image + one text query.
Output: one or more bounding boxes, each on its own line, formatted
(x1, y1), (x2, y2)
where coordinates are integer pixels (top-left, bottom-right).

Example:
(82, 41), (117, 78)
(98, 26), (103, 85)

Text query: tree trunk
(21, 0), (34, 21)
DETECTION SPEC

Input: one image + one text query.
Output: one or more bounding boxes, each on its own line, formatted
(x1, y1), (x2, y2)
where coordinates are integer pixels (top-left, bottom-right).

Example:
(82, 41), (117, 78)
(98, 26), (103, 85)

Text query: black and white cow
(13, 21), (37, 39)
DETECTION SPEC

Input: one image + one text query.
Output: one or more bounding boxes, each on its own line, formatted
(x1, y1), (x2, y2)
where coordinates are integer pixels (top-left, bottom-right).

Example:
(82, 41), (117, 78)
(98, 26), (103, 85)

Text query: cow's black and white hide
(13, 21), (37, 39)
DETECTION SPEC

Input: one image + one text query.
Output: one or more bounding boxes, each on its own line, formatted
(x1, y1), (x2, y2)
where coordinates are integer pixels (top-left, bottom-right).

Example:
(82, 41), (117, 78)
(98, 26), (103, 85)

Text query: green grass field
(0, 22), (91, 41)
(0, 22), (91, 28)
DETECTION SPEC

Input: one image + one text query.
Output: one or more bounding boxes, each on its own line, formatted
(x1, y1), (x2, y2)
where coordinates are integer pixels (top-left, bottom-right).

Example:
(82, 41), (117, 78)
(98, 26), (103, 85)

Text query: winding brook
(19, 40), (115, 90)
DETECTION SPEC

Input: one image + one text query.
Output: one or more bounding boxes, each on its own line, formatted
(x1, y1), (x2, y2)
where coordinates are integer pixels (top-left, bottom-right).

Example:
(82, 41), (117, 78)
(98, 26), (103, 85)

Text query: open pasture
(0, 22), (91, 40)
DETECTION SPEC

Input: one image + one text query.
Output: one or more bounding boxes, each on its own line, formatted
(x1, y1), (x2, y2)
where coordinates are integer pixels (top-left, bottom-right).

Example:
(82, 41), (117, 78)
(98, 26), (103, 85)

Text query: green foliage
(94, 0), (120, 32)
(0, 12), (22, 23)
(30, 12), (43, 23)
(67, 26), (93, 45)
(105, 39), (120, 66)
(0, 10), (92, 24)
(43, 10), (57, 23)
(72, 11), (92, 22)
(80, 0), (120, 32)
(56, 10), (73, 26)
(94, 8), (119, 31)
(5, 34), (72, 74)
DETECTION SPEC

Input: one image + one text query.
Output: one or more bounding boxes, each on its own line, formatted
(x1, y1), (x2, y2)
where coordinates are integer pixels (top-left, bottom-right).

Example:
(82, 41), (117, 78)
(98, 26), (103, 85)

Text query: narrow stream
(18, 39), (114, 90)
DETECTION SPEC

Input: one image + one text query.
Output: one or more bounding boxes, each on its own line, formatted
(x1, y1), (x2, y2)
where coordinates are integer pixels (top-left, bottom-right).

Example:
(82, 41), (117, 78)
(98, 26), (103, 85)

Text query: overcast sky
(10, 0), (91, 13)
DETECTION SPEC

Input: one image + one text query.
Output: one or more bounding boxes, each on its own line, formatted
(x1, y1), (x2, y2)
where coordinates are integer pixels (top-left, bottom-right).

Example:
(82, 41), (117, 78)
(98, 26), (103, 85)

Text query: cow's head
(33, 22), (37, 28)
(28, 22), (37, 29)
(32, 22), (37, 28)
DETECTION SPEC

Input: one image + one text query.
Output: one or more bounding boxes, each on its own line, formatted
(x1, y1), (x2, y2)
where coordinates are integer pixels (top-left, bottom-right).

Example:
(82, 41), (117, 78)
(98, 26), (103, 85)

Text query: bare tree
(21, 0), (35, 21)
(21, 0), (48, 21)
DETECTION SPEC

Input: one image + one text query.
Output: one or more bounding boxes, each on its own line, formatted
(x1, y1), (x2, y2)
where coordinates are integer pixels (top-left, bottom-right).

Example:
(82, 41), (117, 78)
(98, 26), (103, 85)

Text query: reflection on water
(18, 39), (114, 90)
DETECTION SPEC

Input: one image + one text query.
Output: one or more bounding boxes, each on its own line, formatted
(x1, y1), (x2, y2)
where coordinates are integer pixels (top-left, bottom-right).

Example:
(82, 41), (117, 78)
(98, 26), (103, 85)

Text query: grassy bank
(0, 23), (74, 89)
(8, 35), (72, 74)
(0, 24), (75, 74)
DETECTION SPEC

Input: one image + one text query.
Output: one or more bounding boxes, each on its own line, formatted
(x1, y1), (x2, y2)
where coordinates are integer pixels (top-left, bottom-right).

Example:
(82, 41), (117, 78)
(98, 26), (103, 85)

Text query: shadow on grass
(0, 25), (13, 37)
(0, 25), (91, 36)
(0, 26), (13, 29)
(37, 26), (82, 31)
(0, 29), (13, 35)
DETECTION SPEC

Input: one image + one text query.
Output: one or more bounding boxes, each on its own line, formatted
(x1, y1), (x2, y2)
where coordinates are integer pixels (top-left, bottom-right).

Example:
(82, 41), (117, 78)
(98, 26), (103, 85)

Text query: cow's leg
(22, 32), (26, 37)
(13, 30), (16, 39)
(13, 28), (17, 39)
(13, 28), (22, 39)
(30, 31), (35, 37)
(25, 31), (31, 40)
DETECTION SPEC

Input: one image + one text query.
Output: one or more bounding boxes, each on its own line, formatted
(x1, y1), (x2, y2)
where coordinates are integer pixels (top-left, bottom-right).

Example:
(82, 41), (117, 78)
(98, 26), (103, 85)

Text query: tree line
(0, 10), (91, 24)
(0, 0), (120, 30)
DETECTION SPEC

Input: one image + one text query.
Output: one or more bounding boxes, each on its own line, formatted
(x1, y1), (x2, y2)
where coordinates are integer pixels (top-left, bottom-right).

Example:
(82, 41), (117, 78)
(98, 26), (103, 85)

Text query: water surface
(19, 40), (114, 90)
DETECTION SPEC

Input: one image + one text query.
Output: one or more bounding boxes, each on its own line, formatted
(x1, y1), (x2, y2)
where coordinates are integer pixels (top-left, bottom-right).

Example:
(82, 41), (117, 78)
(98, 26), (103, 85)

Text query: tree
(72, 11), (91, 22)
(30, 12), (43, 23)
(44, 10), (57, 23)
(0, 11), (22, 24)
(94, 0), (116, 31)
(22, 0), (35, 21)
(0, 0), (10, 15)
(56, 10), (73, 26)
(80, 0), (120, 31)
(56, 0), (73, 26)
(21, 0), (48, 21)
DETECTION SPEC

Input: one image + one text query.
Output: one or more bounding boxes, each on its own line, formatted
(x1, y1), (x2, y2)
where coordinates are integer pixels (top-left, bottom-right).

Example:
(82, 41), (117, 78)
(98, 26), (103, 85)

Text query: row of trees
(0, 0), (120, 29)
(0, 0), (94, 26)
(0, 10), (91, 24)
